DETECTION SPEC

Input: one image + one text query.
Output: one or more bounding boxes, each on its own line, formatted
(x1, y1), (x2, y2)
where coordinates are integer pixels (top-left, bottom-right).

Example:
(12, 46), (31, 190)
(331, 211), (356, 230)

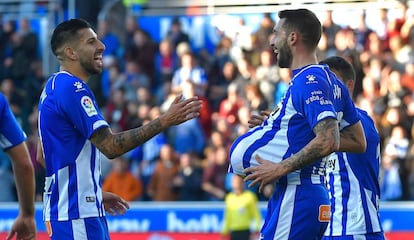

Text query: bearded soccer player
(229, 9), (366, 239)
(38, 18), (202, 239)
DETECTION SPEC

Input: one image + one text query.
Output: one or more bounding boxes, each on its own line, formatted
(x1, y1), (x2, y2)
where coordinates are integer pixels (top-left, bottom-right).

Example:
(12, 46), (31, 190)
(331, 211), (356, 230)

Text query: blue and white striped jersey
(229, 64), (360, 185)
(38, 71), (109, 221)
(324, 108), (383, 236)
(0, 93), (26, 150)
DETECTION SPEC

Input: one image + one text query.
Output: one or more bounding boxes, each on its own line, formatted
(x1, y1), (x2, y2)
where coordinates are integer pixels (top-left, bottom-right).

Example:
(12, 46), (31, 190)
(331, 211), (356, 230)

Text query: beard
(277, 42), (293, 68)
(80, 57), (102, 76)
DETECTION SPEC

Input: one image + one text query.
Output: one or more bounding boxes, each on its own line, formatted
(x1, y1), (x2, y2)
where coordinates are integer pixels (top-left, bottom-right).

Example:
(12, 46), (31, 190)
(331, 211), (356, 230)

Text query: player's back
(324, 108), (383, 236)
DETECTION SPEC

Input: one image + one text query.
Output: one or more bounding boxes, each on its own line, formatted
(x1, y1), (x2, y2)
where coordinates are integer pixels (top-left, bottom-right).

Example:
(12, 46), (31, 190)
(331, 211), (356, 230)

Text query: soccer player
(229, 9), (366, 239)
(320, 56), (385, 239)
(0, 93), (36, 240)
(37, 18), (202, 240)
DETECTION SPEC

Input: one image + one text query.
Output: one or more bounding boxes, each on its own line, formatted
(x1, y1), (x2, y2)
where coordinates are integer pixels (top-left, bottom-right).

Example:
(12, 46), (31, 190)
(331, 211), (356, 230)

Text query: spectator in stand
(171, 51), (208, 97)
(123, 60), (151, 101)
(124, 28), (157, 88)
(168, 114), (206, 156)
(380, 154), (403, 201)
(104, 86), (129, 132)
(232, 105), (252, 139)
(166, 17), (190, 49)
(124, 15), (140, 50)
(97, 18), (120, 59)
(401, 59), (414, 93)
(155, 38), (179, 86)
(218, 82), (245, 128)
(172, 152), (205, 201)
(221, 174), (261, 240)
(273, 68), (291, 105)
(352, 10), (373, 51)
(245, 82), (268, 112)
(202, 146), (229, 201)
(255, 49), (279, 108)
(103, 156), (143, 201)
(127, 116), (168, 201)
(147, 144), (180, 201)
(181, 80), (212, 137)
(322, 10), (342, 53)
(252, 12), (275, 53)
(208, 60), (238, 112)
(383, 125), (410, 199)
(233, 57), (254, 98)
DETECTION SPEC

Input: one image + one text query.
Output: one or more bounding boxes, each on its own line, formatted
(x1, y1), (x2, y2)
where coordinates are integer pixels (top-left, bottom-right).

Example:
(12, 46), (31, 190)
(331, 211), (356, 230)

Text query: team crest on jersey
(305, 74), (318, 84)
(81, 96), (98, 116)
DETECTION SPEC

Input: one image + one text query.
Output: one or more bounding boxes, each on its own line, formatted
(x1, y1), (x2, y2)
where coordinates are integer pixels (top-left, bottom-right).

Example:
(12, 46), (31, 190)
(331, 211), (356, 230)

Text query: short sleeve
(0, 94), (26, 150)
(291, 70), (337, 129)
(55, 76), (108, 139)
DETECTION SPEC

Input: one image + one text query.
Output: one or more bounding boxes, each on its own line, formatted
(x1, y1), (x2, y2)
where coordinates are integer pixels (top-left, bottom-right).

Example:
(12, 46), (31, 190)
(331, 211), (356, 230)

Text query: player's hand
(247, 110), (270, 128)
(103, 192), (130, 216)
(7, 214), (36, 240)
(243, 155), (285, 193)
(160, 94), (202, 127)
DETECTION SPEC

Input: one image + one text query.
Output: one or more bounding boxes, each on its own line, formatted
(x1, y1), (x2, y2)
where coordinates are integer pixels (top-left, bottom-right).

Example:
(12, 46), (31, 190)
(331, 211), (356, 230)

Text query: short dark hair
(278, 9), (322, 50)
(319, 56), (356, 82)
(50, 18), (91, 56)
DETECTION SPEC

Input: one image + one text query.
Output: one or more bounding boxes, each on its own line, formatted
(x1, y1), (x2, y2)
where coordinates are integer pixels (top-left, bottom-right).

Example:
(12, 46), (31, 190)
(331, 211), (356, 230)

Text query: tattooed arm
(91, 95), (202, 159)
(243, 118), (339, 192)
(339, 121), (366, 153)
(276, 118), (340, 174)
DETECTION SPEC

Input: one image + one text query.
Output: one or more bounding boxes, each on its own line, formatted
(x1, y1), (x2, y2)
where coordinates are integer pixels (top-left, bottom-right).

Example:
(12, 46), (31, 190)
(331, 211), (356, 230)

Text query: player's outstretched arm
(7, 142), (37, 240)
(243, 118), (340, 192)
(91, 94), (202, 159)
(339, 120), (366, 153)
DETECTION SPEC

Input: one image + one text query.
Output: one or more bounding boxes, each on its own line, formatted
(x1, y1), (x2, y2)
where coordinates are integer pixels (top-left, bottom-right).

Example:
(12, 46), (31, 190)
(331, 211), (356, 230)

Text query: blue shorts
(322, 232), (385, 240)
(45, 217), (110, 240)
(260, 184), (330, 240)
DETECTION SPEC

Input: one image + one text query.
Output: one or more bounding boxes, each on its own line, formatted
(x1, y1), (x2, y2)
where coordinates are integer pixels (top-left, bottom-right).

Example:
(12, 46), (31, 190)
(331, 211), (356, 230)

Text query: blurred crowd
(1, 2), (414, 203)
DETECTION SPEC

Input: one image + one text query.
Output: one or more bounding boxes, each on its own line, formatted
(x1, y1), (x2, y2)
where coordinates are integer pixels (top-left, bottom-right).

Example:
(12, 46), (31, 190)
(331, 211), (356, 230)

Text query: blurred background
(1, 0), (414, 239)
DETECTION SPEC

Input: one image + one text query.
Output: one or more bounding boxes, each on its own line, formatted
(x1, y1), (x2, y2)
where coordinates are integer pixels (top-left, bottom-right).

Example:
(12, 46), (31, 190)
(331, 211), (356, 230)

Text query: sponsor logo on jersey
(305, 74), (318, 84)
(86, 196), (96, 202)
(74, 81), (86, 92)
(319, 205), (331, 222)
(81, 96), (98, 117)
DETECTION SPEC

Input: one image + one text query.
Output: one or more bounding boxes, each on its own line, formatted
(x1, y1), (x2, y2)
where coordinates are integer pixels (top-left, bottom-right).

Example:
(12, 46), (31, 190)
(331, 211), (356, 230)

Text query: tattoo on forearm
(128, 118), (163, 147)
(92, 119), (164, 158)
(283, 119), (339, 172)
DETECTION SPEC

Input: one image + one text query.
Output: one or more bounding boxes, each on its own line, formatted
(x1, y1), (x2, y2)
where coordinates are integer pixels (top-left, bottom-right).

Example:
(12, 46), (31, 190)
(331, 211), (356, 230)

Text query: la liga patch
(81, 96), (98, 117)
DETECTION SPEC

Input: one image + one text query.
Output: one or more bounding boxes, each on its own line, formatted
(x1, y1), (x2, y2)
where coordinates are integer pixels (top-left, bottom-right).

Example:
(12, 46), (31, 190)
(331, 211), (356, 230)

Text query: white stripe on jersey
(273, 185), (296, 239)
(343, 153), (365, 234)
(73, 219), (87, 240)
(75, 140), (103, 219)
(58, 167), (69, 220)
(93, 120), (109, 131)
(43, 175), (53, 221)
(364, 188), (382, 233)
(0, 134), (12, 149)
(325, 152), (382, 235)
